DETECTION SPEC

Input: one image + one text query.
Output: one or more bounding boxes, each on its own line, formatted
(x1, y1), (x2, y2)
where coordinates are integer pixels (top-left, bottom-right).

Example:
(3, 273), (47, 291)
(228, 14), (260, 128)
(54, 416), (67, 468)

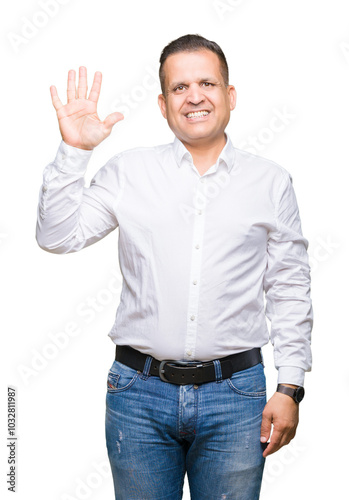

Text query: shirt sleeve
(263, 171), (313, 387)
(36, 140), (122, 254)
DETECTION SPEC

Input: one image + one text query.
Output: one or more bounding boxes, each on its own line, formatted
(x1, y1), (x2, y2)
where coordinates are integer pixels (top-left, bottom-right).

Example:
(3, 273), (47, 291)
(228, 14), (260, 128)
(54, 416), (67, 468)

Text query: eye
(202, 82), (214, 88)
(173, 85), (186, 92)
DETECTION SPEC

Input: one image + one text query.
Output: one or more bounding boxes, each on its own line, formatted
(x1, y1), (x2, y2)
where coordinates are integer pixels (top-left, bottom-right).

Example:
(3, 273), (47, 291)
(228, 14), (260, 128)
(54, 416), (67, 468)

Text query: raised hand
(50, 66), (124, 150)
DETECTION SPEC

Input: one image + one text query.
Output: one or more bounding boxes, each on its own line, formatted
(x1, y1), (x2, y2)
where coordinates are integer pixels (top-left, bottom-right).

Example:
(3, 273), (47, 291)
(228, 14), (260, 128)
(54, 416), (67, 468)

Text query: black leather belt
(115, 345), (263, 385)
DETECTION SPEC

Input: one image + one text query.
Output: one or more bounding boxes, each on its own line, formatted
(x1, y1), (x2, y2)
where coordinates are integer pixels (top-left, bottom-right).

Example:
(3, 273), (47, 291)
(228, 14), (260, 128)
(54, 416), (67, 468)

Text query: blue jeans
(105, 355), (267, 500)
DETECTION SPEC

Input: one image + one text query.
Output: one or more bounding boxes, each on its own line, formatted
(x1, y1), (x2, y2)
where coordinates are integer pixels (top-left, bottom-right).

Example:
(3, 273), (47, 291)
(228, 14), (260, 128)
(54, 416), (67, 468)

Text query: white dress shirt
(36, 133), (313, 386)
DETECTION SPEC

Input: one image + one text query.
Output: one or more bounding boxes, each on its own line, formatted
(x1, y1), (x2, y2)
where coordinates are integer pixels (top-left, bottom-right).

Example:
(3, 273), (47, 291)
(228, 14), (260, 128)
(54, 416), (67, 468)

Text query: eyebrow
(169, 77), (219, 88)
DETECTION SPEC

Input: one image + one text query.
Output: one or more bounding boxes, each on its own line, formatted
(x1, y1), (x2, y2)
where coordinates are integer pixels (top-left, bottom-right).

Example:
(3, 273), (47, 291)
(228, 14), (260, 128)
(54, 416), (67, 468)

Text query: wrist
(62, 139), (94, 151)
(276, 384), (305, 404)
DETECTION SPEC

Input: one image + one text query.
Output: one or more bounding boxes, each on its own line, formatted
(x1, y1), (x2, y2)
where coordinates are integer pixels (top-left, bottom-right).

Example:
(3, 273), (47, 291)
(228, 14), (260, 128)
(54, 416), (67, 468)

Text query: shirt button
(62, 153), (66, 160)
(186, 349), (192, 356)
(200, 177), (206, 183)
(195, 244), (200, 249)
(193, 280), (197, 285)
(42, 185), (48, 192)
(190, 315), (195, 321)
(197, 210), (202, 215)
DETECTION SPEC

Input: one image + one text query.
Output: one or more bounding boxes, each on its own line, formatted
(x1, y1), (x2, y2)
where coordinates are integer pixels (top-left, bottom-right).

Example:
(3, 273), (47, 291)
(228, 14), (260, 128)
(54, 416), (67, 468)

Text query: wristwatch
(276, 384), (305, 403)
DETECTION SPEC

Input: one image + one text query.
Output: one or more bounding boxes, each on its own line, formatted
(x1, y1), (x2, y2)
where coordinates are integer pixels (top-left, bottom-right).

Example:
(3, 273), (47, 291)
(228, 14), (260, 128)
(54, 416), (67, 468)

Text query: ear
(158, 93), (167, 119)
(227, 85), (237, 111)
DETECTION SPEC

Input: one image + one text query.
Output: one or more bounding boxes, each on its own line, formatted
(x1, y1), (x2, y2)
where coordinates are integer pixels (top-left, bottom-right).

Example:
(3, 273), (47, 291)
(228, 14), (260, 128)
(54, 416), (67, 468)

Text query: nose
(186, 83), (205, 105)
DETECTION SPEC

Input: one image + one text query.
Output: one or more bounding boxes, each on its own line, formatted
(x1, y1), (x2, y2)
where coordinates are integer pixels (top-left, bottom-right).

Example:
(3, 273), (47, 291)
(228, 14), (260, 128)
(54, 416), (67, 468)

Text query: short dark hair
(159, 34), (229, 94)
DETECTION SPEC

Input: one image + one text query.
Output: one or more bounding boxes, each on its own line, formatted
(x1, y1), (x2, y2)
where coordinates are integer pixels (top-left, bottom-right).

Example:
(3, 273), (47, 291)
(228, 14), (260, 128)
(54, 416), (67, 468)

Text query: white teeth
(186, 111), (209, 118)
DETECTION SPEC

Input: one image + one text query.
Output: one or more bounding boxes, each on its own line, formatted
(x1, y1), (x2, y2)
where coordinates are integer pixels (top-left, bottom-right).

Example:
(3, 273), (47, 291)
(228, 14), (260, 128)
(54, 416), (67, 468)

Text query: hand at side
(260, 391), (299, 458)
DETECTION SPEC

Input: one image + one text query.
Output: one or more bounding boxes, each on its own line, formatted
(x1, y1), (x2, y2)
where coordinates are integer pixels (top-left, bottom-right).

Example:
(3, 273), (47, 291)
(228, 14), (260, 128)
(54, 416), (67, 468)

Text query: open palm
(50, 66), (123, 150)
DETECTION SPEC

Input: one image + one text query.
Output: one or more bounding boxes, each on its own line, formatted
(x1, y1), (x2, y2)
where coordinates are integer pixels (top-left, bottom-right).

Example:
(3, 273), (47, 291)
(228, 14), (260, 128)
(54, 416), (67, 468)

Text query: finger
(103, 112), (124, 131)
(78, 66), (88, 99)
(260, 412), (272, 445)
(50, 85), (63, 111)
(263, 428), (287, 458)
(67, 69), (76, 103)
(88, 71), (102, 103)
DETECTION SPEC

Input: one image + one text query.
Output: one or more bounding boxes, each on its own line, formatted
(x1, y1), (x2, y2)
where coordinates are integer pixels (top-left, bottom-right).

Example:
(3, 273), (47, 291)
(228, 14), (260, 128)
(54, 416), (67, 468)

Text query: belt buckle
(159, 359), (203, 384)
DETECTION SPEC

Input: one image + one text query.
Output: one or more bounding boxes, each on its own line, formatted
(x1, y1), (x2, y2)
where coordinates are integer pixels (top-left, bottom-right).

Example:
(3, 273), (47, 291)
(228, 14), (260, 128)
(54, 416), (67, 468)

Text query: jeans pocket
(106, 360), (140, 393)
(226, 362), (267, 397)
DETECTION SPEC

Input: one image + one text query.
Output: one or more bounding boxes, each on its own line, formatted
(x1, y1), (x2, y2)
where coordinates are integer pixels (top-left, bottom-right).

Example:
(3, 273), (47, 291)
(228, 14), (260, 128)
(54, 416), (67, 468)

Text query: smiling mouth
(186, 110), (210, 119)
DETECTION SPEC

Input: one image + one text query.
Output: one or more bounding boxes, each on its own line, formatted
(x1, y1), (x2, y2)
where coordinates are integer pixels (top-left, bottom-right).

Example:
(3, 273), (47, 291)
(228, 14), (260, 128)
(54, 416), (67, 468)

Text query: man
(36, 34), (313, 499)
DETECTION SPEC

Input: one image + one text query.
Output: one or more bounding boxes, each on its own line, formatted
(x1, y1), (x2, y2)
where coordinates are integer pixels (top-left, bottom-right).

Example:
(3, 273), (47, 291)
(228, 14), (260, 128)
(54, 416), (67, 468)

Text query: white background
(1, 0), (348, 498)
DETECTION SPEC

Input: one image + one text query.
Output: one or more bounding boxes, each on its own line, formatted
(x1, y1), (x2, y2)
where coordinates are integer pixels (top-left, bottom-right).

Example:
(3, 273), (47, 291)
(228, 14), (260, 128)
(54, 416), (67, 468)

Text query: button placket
(184, 176), (207, 360)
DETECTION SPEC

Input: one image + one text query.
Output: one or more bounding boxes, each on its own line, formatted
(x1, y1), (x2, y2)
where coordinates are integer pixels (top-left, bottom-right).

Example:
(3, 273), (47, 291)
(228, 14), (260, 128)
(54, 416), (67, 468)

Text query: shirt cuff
(277, 366), (306, 387)
(54, 140), (93, 174)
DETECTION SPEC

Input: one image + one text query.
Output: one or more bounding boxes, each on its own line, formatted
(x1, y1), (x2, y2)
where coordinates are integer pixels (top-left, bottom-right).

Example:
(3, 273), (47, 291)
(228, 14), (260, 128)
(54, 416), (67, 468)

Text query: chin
(185, 129), (219, 142)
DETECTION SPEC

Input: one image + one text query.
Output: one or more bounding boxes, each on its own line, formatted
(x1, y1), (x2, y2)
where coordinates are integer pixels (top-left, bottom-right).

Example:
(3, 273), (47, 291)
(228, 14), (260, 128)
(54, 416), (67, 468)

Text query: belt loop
(213, 359), (223, 383)
(140, 355), (152, 380)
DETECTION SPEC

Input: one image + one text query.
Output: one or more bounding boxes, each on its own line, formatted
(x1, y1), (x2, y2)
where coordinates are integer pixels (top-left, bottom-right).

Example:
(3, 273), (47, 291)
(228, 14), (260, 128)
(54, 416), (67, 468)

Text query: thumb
(103, 112), (124, 131)
(260, 409), (272, 443)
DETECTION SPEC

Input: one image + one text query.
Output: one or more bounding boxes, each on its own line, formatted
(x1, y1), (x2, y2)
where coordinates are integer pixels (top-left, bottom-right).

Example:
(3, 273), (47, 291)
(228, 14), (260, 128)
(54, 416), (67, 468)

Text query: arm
(261, 171), (313, 457)
(36, 66), (124, 253)
(36, 141), (122, 253)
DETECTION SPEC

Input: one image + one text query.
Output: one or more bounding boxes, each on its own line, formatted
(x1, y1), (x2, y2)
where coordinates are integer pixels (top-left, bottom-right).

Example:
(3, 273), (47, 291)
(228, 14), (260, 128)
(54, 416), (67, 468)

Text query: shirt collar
(172, 133), (236, 173)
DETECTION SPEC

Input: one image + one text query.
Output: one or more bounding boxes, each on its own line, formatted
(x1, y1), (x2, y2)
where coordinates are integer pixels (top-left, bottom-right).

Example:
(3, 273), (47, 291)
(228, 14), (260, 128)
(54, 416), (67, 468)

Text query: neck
(182, 134), (227, 174)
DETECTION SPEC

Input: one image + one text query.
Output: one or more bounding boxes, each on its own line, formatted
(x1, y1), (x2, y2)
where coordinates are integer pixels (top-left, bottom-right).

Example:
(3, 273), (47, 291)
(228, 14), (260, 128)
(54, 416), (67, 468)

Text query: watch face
(295, 387), (305, 403)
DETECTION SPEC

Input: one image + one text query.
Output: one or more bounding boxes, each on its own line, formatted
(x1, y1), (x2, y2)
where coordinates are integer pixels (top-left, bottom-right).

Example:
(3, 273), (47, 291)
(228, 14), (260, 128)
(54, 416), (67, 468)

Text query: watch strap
(276, 384), (305, 403)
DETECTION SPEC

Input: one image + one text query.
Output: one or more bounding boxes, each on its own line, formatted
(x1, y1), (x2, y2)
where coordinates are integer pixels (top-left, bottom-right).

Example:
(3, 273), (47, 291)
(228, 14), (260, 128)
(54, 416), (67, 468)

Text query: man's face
(158, 50), (236, 147)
